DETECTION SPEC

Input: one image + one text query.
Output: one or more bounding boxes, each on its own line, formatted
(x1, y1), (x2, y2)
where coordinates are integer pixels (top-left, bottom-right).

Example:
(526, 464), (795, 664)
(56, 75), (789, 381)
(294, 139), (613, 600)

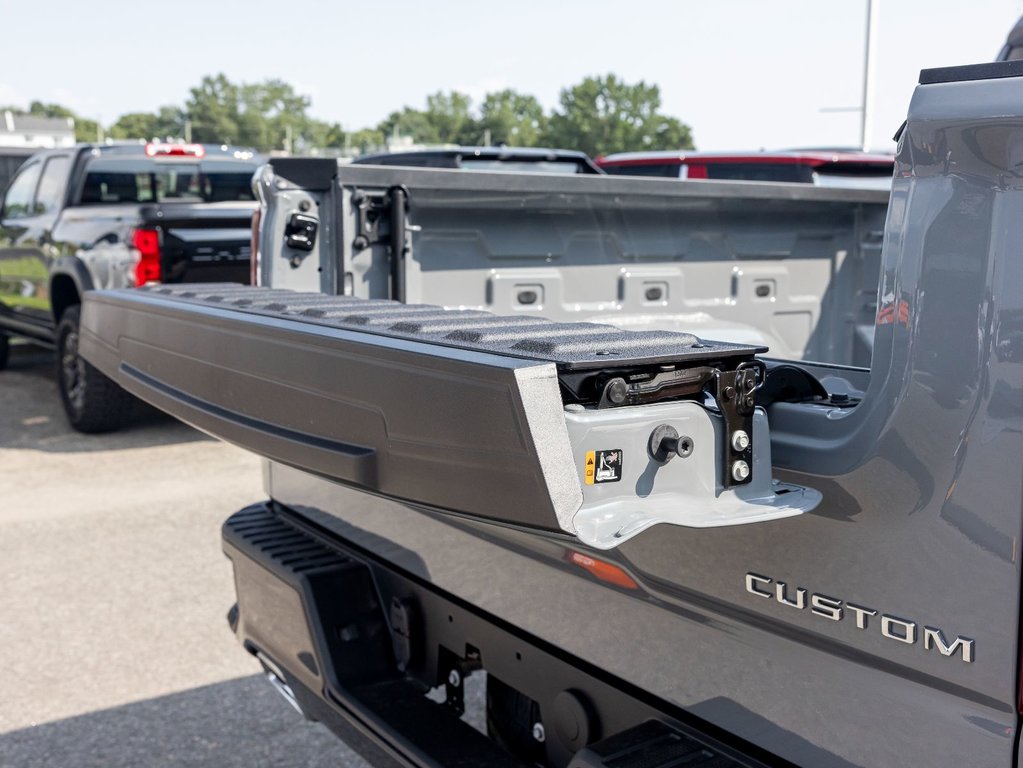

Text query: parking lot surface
(0, 345), (369, 767)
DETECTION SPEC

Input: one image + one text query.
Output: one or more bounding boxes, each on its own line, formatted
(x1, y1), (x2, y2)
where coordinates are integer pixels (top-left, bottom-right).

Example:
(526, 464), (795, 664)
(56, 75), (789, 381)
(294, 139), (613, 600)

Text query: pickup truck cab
(0, 141), (260, 431)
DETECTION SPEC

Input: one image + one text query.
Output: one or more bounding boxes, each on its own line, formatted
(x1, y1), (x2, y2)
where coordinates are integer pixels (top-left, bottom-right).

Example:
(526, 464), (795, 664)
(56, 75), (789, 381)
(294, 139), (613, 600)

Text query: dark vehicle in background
(0, 141), (261, 431)
(598, 149), (894, 189)
(353, 146), (604, 174)
(0, 147), (34, 197)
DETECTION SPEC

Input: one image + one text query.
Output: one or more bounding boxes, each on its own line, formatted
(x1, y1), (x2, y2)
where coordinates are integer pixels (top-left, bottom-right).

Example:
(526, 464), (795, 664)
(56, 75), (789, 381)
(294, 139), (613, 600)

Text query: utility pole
(860, 0), (879, 151)
(818, 0), (882, 149)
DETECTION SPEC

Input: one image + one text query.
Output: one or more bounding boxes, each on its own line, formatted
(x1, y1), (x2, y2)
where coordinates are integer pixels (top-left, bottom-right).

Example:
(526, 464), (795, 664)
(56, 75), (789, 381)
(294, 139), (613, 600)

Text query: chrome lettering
(743, 575), (973, 663)
(775, 581), (807, 609)
(880, 615), (917, 644)
(810, 593), (843, 621)
(745, 573), (773, 598)
(923, 626), (975, 663)
(846, 603), (877, 630)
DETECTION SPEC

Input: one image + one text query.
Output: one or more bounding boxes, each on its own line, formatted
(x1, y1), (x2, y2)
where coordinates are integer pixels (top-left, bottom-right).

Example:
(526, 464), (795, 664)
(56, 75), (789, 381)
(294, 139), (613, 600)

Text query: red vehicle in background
(596, 149), (894, 189)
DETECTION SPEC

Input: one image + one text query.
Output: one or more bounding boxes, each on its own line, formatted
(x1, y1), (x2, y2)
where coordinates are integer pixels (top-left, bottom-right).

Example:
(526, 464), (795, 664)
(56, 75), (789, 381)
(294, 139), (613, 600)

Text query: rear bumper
(223, 502), (769, 768)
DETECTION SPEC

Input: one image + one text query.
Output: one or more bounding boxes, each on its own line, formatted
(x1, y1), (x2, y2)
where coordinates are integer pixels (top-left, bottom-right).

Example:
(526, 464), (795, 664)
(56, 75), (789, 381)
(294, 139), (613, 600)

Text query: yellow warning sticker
(584, 449), (624, 484)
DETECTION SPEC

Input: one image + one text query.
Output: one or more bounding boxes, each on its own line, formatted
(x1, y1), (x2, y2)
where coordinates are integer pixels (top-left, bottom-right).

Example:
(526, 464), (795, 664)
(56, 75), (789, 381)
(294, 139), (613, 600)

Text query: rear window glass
(459, 160), (585, 174)
(77, 158), (257, 205)
(602, 163), (680, 177)
(813, 162), (893, 190)
(705, 163), (815, 183)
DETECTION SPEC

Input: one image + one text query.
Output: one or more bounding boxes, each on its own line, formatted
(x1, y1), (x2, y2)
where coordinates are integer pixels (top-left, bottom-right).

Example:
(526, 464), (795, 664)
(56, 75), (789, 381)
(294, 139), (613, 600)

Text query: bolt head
(607, 379), (628, 404)
(731, 430), (750, 451)
(731, 460), (751, 482)
(447, 669), (461, 687)
(532, 723), (546, 742)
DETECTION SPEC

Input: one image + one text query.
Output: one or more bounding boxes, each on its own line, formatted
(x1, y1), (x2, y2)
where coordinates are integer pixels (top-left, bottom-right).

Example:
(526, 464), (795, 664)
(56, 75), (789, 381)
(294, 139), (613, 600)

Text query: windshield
(76, 157), (258, 205)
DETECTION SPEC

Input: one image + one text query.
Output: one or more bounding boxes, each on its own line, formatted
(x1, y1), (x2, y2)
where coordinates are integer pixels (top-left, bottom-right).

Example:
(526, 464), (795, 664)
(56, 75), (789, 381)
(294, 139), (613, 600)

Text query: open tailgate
(79, 284), (815, 545)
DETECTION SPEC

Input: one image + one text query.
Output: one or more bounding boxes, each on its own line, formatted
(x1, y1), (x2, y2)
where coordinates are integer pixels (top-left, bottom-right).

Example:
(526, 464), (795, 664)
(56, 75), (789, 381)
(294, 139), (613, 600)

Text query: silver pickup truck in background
(78, 59), (1023, 768)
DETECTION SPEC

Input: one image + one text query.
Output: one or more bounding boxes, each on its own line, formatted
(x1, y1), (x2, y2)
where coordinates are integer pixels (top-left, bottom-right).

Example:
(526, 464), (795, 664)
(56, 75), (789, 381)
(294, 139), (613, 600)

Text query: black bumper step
(570, 720), (740, 768)
(222, 503), (768, 768)
(223, 503), (526, 768)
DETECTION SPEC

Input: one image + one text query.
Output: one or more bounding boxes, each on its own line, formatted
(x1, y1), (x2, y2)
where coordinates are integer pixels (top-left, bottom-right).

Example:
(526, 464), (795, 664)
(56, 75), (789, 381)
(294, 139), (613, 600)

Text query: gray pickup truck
(77, 59), (1023, 767)
(0, 142), (260, 431)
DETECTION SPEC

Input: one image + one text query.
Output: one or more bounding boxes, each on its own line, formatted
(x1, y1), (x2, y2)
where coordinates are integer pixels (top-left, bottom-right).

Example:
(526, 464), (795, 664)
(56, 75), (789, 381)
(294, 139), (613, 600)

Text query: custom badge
(584, 449), (623, 485)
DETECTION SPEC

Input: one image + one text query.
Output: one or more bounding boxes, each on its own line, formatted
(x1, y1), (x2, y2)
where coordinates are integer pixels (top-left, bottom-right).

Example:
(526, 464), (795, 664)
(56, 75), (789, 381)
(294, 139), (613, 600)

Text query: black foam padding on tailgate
(141, 285), (764, 370)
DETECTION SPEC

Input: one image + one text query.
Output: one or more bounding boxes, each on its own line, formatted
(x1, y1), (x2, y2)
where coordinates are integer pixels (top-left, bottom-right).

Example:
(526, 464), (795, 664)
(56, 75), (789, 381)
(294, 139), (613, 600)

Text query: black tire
(0, 333), (8, 371)
(486, 676), (545, 766)
(56, 305), (132, 433)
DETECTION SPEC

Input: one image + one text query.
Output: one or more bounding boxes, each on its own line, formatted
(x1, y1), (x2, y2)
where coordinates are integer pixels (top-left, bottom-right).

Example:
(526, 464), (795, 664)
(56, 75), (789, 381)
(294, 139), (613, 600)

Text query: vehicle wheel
(56, 305), (131, 433)
(0, 333), (8, 371)
(486, 676), (544, 766)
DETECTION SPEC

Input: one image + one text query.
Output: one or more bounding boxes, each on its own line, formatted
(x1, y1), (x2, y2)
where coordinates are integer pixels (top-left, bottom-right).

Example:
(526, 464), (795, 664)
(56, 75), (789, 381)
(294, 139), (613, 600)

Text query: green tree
(185, 74), (242, 145)
(108, 112), (156, 140)
(376, 91), (477, 146)
(347, 127), (385, 154)
(544, 74), (694, 157)
(321, 122), (346, 148)
(378, 106), (442, 146)
(239, 79), (314, 150)
(183, 74), (334, 152)
(108, 106), (185, 141)
(477, 90), (546, 146)
(423, 91), (476, 144)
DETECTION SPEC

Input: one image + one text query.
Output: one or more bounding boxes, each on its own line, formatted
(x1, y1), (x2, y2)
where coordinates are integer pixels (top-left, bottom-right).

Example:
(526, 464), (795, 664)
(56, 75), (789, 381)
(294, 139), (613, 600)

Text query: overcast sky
(1, 0), (1020, 152)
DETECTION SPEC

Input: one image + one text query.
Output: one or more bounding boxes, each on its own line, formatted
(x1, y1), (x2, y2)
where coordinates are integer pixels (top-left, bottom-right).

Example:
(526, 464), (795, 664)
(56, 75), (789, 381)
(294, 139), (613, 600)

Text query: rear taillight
(132, 228), (161, 286)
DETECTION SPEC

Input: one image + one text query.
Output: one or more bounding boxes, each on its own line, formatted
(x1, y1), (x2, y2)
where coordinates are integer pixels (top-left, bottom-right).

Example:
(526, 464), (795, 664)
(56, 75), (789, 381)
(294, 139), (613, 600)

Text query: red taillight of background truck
(132, 228), (161, 286)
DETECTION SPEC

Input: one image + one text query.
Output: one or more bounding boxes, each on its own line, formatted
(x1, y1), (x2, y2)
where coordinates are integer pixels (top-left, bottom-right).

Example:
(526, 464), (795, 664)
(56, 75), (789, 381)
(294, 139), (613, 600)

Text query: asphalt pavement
(0, 344), (370, 767)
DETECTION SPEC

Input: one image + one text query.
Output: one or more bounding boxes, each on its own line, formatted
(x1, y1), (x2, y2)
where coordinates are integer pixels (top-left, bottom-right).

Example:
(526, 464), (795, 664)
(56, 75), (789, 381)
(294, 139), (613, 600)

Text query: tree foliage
(181, 74), (336, 152)
(6, 73), (695, 156)
(544, 74), (694, 157)
(108, 106), (185, 141)
(478, 90), (546, 146)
